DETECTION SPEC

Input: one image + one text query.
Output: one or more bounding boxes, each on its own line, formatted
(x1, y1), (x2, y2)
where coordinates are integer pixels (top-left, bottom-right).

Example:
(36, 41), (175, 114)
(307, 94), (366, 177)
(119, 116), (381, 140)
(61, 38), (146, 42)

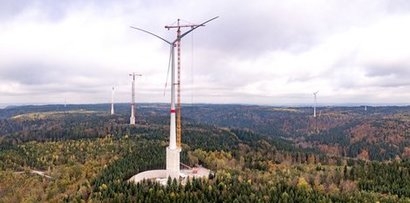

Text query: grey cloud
(365, 63), (410, 78)
(197, 11), (319, 57)
(377, 79), (410, 88)
(287, 74), (318, 83)
(331, 64), (410, 90)
(0, 61), (63, 85)
(0, 60), (109, 88)
(0, 0), (133, 23)
(0, 0), (69, 22)
(0, 0), (31, 21)
(385, 0), (410, 14)
(365, 64), (410, 88)
(194, 0), (390, 58)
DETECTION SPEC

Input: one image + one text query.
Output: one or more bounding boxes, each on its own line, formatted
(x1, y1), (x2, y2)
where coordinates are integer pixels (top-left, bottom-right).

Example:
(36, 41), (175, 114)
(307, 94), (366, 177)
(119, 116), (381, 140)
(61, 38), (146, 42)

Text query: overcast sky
(1, 0), (410, 106)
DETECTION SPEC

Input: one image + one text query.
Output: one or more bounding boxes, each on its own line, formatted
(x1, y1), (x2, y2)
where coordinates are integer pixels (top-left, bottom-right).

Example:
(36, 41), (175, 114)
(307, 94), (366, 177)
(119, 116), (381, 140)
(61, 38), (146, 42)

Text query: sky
(1, 0), (410, 106)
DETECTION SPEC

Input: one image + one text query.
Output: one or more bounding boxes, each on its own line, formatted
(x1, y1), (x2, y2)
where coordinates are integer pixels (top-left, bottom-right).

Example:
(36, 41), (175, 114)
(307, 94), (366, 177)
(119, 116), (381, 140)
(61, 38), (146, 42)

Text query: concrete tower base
(166, 147), (181, 179)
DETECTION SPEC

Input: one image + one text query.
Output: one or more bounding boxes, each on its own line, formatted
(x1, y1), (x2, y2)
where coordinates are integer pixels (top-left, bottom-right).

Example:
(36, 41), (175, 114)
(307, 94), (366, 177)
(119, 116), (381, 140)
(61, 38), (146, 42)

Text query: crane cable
(191, 32), (194, 106)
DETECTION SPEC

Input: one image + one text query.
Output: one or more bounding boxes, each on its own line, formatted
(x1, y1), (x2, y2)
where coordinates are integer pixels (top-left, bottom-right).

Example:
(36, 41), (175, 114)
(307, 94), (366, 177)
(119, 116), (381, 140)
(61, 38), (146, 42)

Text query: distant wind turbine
(111, 86), (118, 115)
(313, 91), (319, 118)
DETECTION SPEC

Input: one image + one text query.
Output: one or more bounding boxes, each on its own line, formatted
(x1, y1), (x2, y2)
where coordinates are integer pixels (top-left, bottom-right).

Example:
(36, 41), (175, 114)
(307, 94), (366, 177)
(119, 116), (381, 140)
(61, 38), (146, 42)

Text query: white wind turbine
(111, 86), (115, 115)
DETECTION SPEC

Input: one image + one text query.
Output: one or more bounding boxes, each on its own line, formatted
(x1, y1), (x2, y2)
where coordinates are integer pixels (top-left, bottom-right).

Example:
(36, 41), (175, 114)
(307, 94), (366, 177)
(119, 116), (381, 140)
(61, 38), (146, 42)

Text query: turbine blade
(175, 16), (219, 43)
(130, 26), (172, 45)
(164, 45), (173, 96)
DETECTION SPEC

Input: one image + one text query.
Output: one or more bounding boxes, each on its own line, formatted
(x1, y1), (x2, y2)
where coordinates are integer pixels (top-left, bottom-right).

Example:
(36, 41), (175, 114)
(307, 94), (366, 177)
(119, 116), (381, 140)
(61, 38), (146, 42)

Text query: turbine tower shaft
(130, 73), (142, 125)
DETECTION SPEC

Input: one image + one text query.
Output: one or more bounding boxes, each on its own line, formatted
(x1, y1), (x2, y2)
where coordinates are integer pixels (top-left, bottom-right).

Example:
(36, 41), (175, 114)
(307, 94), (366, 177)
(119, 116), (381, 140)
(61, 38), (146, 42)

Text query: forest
(0, 103), (410, 202)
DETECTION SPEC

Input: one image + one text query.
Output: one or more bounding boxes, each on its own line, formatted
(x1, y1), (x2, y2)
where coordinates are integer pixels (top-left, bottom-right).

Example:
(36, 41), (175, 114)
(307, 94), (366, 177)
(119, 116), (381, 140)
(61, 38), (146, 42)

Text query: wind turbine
(313, 91), (319, 118)
(129, 73), (142, 125)
(130, 16), (218, 179)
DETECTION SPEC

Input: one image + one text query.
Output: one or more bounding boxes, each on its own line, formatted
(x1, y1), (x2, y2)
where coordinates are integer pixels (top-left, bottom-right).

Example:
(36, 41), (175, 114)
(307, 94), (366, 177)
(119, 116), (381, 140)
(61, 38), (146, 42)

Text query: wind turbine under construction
(129, 16), (218, 180)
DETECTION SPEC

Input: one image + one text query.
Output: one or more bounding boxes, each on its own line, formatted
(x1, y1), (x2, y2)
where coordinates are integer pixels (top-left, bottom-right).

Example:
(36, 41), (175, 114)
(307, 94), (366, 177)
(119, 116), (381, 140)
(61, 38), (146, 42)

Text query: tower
(111, 86), (115, 115)
(129, 73), (141, 125)
(166, 47), (180, 178)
